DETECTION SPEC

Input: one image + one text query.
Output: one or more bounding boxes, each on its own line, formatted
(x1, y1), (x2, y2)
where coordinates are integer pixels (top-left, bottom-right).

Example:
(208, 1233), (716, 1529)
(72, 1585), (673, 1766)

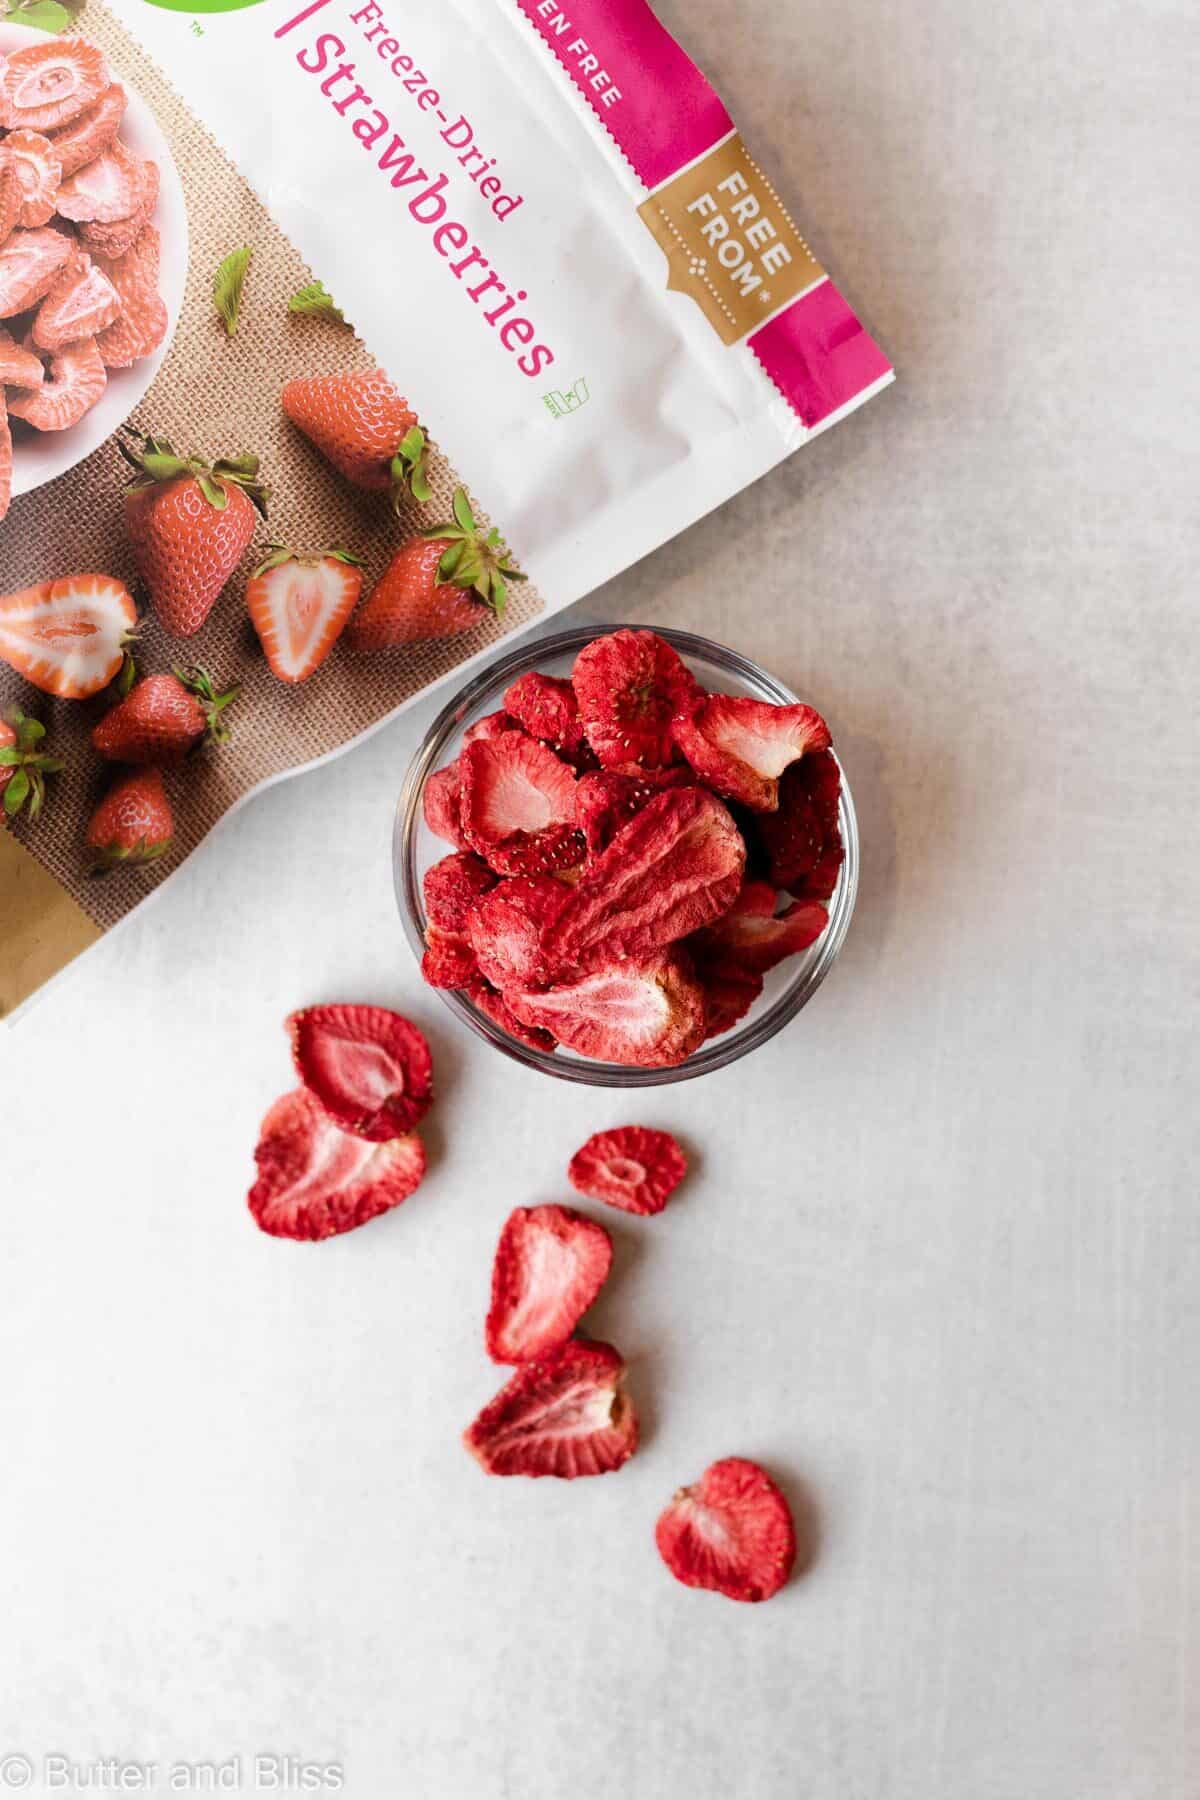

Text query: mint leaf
(287, 281), (345, 323)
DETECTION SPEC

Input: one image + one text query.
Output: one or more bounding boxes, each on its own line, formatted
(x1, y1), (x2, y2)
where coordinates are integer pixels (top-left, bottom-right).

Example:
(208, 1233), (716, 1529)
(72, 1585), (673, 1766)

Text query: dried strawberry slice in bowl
(395, 625), (858, 1085)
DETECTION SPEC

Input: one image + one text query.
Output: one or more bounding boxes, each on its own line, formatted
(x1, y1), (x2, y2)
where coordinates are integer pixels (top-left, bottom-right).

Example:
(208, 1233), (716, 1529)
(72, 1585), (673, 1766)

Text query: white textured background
(2, 0), (1196, 1796)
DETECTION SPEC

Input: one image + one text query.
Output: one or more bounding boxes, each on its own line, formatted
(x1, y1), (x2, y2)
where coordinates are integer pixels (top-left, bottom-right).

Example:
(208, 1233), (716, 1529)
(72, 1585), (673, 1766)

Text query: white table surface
(3, 0), (1196, 1795)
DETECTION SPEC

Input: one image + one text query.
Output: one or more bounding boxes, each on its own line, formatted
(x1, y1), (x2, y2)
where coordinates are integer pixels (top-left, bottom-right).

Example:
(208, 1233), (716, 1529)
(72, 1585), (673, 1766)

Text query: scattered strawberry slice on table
(8, 334), (106, 432)
(0, 39), (108, 133)
(504, 949), (707, 1068)
(486, 1204), (613, 1364)
(571, 627), (698, 769)
(92, 667), (237, 766)
(465, 1339), (637, 1478)
(288, 1003), (433, 1139)
(0, 709), (62, 824)
(86, 767), (173, 869)
(568, 1126), (687, 1216)
(119, 433), (268, 639)
(0, 573), (135, 698)
(348, 489), (525, 650)
(655, 1457), (797, 1603)
(246, 544), (364, 683)
(672, 695), (831, 812)
(282, 369), (430, 502)
(543, 786), (744, 969)
(248, 1086), (425, 1242)
(458, 730), (583, 878)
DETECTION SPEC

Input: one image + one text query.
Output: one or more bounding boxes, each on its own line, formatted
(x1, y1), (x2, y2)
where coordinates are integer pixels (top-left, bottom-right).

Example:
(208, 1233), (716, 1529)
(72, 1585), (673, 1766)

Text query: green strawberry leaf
(0, 748), (20, 766)
(4, 768), (29, 814)
(6, 1), (73, 33)
(287, 280), (345, 323)
(452, 489), (475, 535)
(213, 246), (253, 338)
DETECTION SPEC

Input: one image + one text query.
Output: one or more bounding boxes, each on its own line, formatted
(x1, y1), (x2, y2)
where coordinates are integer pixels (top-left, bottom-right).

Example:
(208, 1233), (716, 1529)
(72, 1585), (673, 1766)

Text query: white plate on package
(2, 22), (188, 500)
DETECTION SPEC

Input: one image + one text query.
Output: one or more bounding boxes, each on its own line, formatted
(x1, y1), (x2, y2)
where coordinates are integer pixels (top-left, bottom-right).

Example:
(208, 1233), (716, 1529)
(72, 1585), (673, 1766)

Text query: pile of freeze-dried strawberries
(0, 37), (167, 518)
(248, 1004), (798, 1604)
(421, 627), (844, 1067)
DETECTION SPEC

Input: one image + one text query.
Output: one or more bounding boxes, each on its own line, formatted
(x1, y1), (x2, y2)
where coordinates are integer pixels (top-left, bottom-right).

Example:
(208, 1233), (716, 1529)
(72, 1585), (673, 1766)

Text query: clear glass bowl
(394, 625), (859, 1087)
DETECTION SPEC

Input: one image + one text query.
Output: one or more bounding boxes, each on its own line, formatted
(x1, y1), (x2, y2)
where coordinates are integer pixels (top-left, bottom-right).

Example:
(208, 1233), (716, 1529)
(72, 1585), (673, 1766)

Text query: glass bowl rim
(394, 623), (859, 1087)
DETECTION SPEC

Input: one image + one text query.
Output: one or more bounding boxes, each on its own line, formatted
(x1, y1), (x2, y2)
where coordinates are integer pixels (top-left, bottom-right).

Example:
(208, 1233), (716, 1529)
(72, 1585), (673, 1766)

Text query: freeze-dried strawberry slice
(699, 895), (829, 974)
(0, 167), (21, 250)
(571, 628), (699, 769)
(0, 323), (44, 388)
(0, 39), (108, 134)
(464, 977), (557, 1052)
(55, 139), (145, 223)
(423, 850), (497, 931)
(247, 1086), (425, 1242)
(573, 766), (693, 857)
(459, 730), (584, 877)
(422, 760), (468, 849)
(545, 787), (745, 968)
(421, 926), (477, 990)
(568, 1126), (687, 1216)
(505, 949), (707, 1068)
(464, 1339), (637, 1478)
(465, 874), (565, 990)
(287, 1004), (433, 1140)
(486, 1204), (613, 1363)
(656, 1458), (797, 1603)
(0, 226), (73, 318)
(8, 334), (105, 431)
(46, 82), (125, 178)
(757, 750), (844, 899)
(503, 670), (589, 759)
(672, 695), (831, 812)
(78, 156), (158, 259)
(32, 249), (120, 351)
(696, 955), (763, 1040)
(462, 708), (520, 745)
(0, 131), (62, 229)
(93, 223), (167, 369)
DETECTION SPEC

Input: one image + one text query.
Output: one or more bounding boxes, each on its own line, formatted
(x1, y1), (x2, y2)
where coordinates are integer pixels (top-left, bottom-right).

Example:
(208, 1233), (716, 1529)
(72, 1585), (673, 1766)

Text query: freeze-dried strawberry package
(0, 0), (889, 1018)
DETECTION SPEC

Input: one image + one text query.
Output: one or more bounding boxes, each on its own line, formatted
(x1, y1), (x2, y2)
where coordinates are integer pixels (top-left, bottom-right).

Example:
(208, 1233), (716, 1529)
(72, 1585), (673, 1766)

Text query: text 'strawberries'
(655, 1458), (797, 1604)
(568, 1126), (687, 1217)
(485, 1204), (613, 1364)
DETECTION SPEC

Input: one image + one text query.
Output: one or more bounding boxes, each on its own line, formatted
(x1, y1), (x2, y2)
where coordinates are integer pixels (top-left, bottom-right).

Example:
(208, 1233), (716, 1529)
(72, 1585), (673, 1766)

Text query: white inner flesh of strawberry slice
(317, 1030), (405, 1107)
(709, 714), (819, 778)
(0, 582), (127, 692)
(284, 1112), (397, 1208)
(12, 61), (84, 111)
(500, 1374), (620, 1448)
(62, 151), (130, 213)
(479, 761), (565, 835)
(506, 1232), (585, 1348)
(604, 1157), (647, 1187)
(46, 265), (118, 334)
(531, 969), (669, 1042)
(274, 562), (350, 677)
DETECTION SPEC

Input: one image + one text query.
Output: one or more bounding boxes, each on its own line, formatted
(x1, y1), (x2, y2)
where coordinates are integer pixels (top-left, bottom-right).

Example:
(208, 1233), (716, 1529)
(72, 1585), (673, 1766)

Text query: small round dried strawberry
(571, 628), (700, 769)
(656, 1458), (797, 1603)
(568, 1125), (687, 1215)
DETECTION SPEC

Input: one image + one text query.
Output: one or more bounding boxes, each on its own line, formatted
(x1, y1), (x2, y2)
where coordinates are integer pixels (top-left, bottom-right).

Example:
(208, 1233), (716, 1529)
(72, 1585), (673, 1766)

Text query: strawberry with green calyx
(246, 543), (365, 683)
(91, 666), (239, 765)
(281, 371), (429, 508)
(86, 767), (173, 871)
(348, 489), (526, 651)
(118, 430), (268, 639)
(0, 710), (62, 824)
